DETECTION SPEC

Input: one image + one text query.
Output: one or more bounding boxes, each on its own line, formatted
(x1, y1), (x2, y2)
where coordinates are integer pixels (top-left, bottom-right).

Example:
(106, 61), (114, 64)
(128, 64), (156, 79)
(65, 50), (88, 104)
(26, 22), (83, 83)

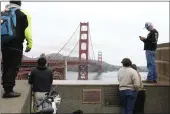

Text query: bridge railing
(15, 59), (99, 80)
(16, 60), (67, 80)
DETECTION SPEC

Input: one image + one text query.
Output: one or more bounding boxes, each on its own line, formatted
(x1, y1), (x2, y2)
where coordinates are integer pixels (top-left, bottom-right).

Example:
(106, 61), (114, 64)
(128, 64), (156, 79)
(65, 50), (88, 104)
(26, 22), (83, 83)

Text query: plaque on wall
(82, 89), (101, 104)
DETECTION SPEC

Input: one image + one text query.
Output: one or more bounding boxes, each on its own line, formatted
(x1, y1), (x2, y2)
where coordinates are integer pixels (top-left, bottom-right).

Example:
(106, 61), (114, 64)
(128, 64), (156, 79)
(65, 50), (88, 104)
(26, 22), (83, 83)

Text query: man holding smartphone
(139, 22), (159, 83)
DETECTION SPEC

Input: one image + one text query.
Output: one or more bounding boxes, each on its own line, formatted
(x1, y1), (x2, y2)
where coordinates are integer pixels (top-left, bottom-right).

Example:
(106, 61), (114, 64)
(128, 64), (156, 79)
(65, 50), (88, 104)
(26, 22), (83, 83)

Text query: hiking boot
(2, 91), (21, 98)
(142, 79), (157, 83)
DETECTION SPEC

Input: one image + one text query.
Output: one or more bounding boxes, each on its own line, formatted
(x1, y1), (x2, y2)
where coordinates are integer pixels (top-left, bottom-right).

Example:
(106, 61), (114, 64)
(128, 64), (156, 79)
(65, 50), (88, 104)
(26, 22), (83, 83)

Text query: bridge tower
(78, 22), (89, 80)
(98, 51), (102, 72)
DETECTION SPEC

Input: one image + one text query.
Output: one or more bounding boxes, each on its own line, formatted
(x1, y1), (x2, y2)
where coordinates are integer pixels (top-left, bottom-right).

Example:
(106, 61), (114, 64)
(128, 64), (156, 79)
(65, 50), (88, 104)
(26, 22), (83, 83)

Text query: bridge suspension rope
(55, 24), (80, 57)
(66, 40), (79, 59)
(89, 26), (96, 60)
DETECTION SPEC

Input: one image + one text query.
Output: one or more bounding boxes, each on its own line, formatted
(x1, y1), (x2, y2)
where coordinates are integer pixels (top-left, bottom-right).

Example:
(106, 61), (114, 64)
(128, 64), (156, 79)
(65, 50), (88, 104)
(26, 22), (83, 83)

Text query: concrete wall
(1, 81), (31, 113)
(156, 43), (170, 81)
(54, 84), (170, 114)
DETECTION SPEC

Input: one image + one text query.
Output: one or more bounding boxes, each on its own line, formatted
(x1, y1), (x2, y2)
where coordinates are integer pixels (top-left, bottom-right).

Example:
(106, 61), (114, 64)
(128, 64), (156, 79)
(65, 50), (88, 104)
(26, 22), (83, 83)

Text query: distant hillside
(22, 55), (34, 60)
(22, 53), (148, 72)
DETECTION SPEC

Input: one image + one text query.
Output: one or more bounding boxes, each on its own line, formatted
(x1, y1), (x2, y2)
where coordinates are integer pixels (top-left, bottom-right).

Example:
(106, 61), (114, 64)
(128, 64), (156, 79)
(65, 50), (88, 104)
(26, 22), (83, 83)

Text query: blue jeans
(120, 90), (137, 114)
(145, 50), (157, 81)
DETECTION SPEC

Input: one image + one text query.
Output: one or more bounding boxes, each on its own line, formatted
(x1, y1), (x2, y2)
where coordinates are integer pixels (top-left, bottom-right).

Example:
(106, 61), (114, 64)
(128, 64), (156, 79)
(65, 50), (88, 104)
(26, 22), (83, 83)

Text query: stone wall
(55, 84), (170, 114)
(156, 43), (170, 81)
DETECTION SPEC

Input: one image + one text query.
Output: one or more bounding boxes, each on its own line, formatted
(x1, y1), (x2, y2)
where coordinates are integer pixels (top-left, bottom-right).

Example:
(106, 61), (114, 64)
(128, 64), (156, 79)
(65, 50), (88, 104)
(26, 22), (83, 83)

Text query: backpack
(1, 7), (19, 44)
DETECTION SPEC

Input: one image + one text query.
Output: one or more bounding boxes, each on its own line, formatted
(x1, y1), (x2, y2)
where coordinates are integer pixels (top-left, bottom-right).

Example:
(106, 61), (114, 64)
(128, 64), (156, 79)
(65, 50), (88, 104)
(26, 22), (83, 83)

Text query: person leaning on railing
(117, 58), (140, 114)
(131, 64), (146, 114)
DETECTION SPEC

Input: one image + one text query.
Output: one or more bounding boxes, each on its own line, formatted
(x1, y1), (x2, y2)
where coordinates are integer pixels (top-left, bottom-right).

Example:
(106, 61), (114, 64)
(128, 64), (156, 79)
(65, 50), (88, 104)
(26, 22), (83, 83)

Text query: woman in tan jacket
(118, 58), (140, 114)
(131, 64), (146, 114)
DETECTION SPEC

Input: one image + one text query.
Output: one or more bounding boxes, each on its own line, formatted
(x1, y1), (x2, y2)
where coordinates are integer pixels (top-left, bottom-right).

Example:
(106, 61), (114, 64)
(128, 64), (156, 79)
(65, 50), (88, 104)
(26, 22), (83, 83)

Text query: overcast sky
(1, 2), (169, 66)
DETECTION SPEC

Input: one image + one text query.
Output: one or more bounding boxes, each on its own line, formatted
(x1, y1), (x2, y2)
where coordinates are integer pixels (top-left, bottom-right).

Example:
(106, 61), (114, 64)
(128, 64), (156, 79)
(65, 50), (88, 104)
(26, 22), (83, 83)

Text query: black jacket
(2, 9), (29, 50)
(143, 29), (159, 51)
(28, 66), (53, 92)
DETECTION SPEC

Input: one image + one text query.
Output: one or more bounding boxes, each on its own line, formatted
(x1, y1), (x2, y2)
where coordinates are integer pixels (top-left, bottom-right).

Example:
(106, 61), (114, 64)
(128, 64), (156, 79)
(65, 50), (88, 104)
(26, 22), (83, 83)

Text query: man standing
(1, 0), (32, 98)
(29, 57), (53, 113)
(139, 22), (158, 83)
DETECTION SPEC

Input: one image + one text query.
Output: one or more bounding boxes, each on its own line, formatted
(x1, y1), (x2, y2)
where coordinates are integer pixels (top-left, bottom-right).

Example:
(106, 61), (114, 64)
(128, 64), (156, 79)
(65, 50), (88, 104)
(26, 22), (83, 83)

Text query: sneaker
(2, 91), (21, 98)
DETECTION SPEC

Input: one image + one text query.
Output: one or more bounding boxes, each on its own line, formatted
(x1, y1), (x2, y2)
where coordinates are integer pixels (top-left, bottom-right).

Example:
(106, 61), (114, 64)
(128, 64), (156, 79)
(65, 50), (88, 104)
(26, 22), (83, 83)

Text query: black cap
(10, 0), (21, 6)
(37, 57), (47, 66)
(121, 58), (132, 67)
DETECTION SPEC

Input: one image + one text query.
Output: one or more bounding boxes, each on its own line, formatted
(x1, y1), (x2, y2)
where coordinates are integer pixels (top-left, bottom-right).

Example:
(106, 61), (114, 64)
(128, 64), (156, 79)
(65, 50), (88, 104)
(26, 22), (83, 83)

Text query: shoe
(142, 79), (157, 83)
(2, 91), (21, 98)
(153, 80), (157, 83)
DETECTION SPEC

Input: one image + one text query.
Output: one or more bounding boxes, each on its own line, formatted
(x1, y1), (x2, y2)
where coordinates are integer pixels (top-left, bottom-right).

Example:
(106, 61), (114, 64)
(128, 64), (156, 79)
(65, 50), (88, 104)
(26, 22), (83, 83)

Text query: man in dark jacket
(29, 57), (53, 112)
(139, 22), (158, 83)
(1, 0), (32, 98)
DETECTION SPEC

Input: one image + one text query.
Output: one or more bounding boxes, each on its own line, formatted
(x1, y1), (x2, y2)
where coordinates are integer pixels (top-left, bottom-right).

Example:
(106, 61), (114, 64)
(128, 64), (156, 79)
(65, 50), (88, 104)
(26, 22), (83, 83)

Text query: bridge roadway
(21, 60), (98, 66)
(9, 59), (100, 79)
(17, 66), (65, 80)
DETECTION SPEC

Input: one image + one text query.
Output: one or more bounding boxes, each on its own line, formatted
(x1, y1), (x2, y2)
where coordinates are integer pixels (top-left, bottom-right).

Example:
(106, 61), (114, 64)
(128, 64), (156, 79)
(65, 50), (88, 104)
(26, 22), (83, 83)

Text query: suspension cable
(89, 26), (96, 60)
(66, 40), (79, 59)
(56, 24), (80, 57)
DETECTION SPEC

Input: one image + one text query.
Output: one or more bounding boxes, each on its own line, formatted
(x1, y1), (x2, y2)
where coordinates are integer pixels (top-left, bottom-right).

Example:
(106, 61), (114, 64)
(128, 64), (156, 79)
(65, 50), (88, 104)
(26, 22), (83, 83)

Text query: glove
(25, 46), (31, 52)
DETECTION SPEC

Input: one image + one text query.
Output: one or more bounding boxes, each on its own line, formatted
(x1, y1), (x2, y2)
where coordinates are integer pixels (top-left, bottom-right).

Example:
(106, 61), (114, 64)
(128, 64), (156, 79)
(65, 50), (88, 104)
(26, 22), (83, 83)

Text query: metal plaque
(82, 89), (101, 104)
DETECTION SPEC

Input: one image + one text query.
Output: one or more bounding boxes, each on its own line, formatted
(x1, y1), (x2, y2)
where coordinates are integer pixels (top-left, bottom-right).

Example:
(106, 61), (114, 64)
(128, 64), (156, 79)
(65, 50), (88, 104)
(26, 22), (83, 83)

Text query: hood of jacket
(5, 3), (21, 10)
(36, 65), (48, 70)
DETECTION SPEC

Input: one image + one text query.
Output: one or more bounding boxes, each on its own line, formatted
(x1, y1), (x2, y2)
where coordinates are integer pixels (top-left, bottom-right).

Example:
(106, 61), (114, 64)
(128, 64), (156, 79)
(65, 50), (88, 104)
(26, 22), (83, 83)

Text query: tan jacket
(118, 67), (141, 91)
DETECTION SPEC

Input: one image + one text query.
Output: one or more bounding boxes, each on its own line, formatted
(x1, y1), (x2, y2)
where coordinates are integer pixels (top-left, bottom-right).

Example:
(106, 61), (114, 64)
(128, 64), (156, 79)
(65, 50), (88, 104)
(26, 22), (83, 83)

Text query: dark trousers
(133, 90), (146, 114)
(120, 90), (137, 114)
(1, 47), (22, 92)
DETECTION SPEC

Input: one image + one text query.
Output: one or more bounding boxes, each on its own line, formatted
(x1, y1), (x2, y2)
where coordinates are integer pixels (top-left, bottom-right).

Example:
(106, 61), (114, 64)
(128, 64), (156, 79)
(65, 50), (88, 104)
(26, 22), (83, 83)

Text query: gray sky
(1, 2), (169, 66)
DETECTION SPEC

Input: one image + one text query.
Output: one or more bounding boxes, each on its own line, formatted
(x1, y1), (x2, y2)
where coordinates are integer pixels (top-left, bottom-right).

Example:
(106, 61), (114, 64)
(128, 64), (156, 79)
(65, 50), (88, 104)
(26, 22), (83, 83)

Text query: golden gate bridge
(17, 22), (103, 80)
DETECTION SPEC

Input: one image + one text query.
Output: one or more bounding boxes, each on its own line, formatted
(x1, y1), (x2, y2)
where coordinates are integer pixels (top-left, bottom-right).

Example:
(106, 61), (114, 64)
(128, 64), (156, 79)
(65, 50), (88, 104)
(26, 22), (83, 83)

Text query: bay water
(66, 71), (148, 81)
